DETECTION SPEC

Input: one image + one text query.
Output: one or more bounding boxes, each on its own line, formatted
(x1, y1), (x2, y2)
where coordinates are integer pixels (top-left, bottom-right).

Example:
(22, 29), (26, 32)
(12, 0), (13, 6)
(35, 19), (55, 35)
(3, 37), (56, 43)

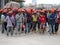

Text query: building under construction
(0, 0), (25, 9)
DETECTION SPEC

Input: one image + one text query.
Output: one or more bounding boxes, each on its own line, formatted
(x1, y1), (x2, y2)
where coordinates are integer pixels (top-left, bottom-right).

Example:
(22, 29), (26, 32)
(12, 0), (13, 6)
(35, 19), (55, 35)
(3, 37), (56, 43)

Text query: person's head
(47, 10), (51, 14)
(51, 8), (57, 14)
(33, 13), (36, 16)
(37, 12), (40, 15)
(40, 12), (44, 15)
(20, 11), (23, 14)
(8, 11), (13, 17)
(40, 12), (44, 17)
(3, 8), (7, 12)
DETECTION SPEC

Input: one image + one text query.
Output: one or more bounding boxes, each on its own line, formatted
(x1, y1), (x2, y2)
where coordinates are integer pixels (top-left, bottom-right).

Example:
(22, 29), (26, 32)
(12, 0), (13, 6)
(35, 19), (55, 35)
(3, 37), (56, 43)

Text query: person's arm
(53, 14), (57, 20)
(15, 14), (20, 20)
(5, 16), (8, 22)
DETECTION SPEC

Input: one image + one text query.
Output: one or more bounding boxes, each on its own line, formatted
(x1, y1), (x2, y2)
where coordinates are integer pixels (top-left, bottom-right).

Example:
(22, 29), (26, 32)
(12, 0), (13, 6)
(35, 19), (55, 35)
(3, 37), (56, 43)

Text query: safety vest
(32, 15), (37, 22)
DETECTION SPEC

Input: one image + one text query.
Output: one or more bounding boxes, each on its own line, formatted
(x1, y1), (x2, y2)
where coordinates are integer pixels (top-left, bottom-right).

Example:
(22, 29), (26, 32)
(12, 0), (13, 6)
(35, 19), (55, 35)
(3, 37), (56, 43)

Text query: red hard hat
(18, 8), (21, 12)
(51, 8), (56, 13)
(3, 9), (7, 13)
(33, 10), (37, 14)
(25, 8), (32, 14)
(32, 9), (37, 14)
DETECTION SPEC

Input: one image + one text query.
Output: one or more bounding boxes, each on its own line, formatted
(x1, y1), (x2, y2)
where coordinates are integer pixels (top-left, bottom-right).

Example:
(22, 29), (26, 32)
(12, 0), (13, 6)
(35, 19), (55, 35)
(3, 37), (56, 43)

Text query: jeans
(32, 22), (37, 30)
(49, 24), (55, 34)
(4, 22), (7, 30)
(1, 22), (5, 33)
(7, 26), (13, 36)
(55, 23), (59, 32)
(25, 22), (31, 34)
(40, 23), (46, 33)
(16, 22), (22, 34)
(38, 22), (41, 29)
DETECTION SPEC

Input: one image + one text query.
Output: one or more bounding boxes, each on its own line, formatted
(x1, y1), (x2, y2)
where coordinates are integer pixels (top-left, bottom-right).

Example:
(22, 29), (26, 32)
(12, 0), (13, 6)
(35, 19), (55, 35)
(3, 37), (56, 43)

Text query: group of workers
(0, 7), (60, 36)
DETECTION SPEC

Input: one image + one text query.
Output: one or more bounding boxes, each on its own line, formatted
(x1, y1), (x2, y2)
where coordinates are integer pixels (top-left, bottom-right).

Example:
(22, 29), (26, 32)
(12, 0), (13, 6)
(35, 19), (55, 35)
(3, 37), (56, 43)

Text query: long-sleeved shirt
(15, 14), (24, 23)
(6, 16), (15, 27)
(48, 13), (57, 25)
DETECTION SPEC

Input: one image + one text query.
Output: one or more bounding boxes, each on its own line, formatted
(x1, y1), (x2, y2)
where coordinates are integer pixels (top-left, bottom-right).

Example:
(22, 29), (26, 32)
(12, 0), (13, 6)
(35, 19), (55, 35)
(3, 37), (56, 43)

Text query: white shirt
(15, 14), (24, 23)
(1, 14), (5, 22)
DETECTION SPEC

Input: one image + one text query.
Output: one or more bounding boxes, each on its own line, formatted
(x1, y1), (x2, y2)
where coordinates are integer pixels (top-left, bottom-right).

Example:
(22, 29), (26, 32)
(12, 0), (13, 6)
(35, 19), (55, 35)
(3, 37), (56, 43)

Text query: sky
(25, 0), (60, 4)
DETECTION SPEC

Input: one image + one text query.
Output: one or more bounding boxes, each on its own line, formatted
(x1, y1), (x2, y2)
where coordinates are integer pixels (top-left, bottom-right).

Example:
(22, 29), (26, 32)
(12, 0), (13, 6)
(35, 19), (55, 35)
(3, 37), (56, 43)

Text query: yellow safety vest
(32, 15), (37, 22)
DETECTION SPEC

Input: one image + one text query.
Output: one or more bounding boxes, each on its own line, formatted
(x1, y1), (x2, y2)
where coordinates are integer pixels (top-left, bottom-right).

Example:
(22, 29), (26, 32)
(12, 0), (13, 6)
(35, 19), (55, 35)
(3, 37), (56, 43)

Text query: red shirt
(57, 14), (60, 23)
(39, 15), (46, 23)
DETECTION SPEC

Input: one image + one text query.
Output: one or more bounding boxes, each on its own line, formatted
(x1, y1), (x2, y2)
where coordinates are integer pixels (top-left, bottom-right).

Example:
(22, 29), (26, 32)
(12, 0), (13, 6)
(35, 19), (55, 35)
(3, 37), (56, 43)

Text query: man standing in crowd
(6, 11), (14, 36)
(25, 12), (32, 34)
(1, 9), (8, 33)
(1, 12), (5, 33)
(15, 11), (24, 35)
(55, 11), (60, 34)
(39, 12), (46, 34)
(32, 12), (38, 32)
(48, 10), (57, 34)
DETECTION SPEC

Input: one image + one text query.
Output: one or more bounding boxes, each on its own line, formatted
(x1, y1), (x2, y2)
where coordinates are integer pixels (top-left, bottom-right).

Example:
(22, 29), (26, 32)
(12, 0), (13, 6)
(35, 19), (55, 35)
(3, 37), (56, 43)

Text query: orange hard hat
(33, 10), (37, 14)
(18, 8), (22, 13)
(32, 9), (37, 14)
(51, 8), (56, 13)
(25, 8), (32, 14)
(21, 8), (25, 12)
